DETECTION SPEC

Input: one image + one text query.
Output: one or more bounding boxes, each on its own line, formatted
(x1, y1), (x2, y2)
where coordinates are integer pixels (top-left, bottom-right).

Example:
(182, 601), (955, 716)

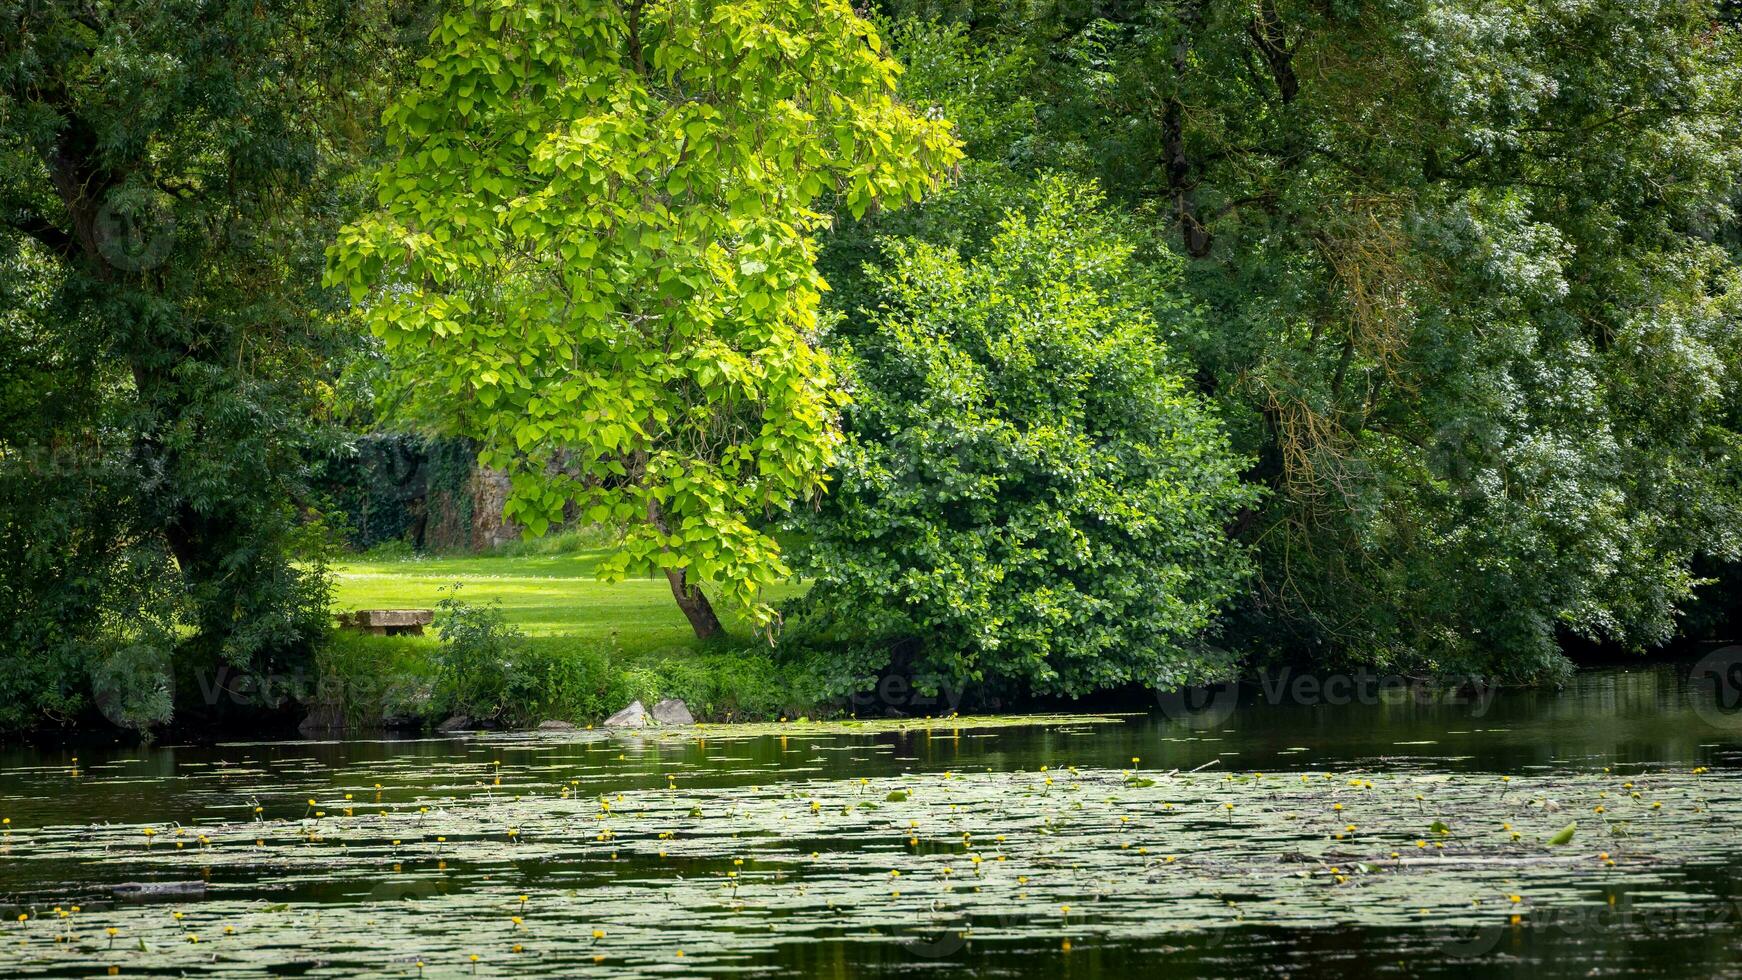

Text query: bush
(430, 585), (530, 722)
(316, 628), (811, 729)
(788, 177), (1260, 699)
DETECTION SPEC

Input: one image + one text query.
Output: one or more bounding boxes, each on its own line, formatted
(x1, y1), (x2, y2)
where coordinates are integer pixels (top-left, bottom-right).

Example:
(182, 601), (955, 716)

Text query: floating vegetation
(0, 715), (1737, 976)
(483, 712), (1134, 745)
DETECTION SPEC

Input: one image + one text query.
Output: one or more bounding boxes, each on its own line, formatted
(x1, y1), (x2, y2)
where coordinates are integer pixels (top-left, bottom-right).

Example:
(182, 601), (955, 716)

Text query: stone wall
(423, 463), (519, 552)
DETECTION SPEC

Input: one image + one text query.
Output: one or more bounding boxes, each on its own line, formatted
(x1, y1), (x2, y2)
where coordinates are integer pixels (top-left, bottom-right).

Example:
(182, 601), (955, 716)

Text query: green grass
(323, 549), (810, 726)
(334, 547), (799, 654)
(335, 548), (700, 657)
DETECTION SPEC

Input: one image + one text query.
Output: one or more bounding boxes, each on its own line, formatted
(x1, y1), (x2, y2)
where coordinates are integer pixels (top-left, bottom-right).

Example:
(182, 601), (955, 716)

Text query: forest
(2, 0), (1740, 734)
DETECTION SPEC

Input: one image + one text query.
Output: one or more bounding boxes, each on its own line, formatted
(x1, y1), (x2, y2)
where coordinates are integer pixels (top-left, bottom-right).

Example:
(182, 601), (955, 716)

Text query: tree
(0, 0), (421, 729)
(789, 178), (1259, 697)
(863, 1), (1742, 679)
(330, 0), (961, 639)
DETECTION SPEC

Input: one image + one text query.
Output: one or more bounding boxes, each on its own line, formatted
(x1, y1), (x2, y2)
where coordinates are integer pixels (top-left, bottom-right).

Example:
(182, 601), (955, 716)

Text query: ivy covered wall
(318, 435), (520, 553)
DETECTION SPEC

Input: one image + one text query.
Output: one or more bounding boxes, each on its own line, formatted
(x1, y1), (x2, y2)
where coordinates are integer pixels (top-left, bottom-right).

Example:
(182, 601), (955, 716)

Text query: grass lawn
(324, 548), (808, 725)
(331, 549), (794, 658)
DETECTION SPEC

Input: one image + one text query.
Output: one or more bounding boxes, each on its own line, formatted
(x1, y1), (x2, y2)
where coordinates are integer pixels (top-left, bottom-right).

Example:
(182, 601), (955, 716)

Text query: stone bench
(338, 609), (434, 636)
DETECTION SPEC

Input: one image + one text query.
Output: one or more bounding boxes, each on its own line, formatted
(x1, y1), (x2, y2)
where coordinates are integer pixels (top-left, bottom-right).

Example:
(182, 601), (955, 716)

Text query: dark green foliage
(0, 0), (427, 730)
(89, 643), (175, 734)
(315, 434), (488, 552)
(790, 179), (1259, 698)
(845, 0), (1742, 680)
(0, 248), (183, 729)
(318, 435), (433, 551)
(0, 440), (179, 729)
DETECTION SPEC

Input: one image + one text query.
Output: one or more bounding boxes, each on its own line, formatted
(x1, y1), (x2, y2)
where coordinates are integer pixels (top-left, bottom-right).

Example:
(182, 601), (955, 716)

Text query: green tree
(0, 0), (422, 729)
(330, 0), (961, 638)
(866, 1), (1742, 679)
(790, 178), (1258, 697)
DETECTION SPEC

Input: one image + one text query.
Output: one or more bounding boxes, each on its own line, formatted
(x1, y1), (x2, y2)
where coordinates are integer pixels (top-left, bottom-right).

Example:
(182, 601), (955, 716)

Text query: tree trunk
(644, 494), (725, 640)
(665, 567), (724, 640)
(1164, 3), (1213, 258)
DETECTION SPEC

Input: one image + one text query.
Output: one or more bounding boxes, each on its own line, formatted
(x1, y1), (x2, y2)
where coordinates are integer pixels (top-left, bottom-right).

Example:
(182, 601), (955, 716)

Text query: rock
(535, 720), (576, 731)
(603, 700), (647, 728)
(338, 608), (434, 636)
(649, 698), (695, 726)
(436, 715), (473, 734)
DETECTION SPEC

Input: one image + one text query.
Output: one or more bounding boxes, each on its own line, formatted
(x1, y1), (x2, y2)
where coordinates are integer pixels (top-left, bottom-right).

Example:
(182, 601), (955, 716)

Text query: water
(2, 665), (1739, 977)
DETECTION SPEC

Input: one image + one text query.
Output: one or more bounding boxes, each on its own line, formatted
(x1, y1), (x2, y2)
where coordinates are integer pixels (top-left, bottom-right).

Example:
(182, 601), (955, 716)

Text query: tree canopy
(792, 178), (1259, 697)
(0, 0), (421, 728)
(330, 0), (961, 637)
(839, 0), (1742, 680)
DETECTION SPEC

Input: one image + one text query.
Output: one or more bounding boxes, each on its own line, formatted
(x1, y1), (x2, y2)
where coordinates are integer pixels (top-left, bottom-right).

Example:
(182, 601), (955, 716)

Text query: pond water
(2, 664), (1739, 978)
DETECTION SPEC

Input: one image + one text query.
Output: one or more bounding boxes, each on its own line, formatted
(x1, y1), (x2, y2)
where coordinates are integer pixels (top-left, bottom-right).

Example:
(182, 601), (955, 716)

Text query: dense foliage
(791, 179), (1258, 697)
(0, 0), (421, 728)
(329, 0), (961, 638)
(2, 0), (1739, 733)
(840, 0), (1742, 680)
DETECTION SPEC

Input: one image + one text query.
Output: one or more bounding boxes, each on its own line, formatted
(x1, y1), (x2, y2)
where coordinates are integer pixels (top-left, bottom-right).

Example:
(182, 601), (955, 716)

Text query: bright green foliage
(865, 1), (1742, 678)
(790, 179), (1259, 697)
(329, 0), (962, 631)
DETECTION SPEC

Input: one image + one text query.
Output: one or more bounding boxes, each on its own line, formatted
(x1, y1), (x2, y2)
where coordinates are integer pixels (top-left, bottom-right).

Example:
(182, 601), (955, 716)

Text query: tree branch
(1, 206), (79, 260)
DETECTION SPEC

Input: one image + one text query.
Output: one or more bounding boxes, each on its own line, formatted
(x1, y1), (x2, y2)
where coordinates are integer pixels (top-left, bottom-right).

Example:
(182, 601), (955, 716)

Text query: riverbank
(324, 549), (808, 729)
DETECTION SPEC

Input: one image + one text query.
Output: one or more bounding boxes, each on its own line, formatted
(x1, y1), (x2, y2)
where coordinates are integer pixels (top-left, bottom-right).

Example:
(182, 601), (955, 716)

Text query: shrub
(317, 629), (811, 728)
(430, 585), (529, 723)
(315, 631), (440, 729)
(788, 177), (1260, 699)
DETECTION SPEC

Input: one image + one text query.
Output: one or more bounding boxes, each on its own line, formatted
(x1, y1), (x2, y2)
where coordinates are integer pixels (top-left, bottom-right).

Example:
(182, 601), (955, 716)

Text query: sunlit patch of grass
(323, 550), (810, 724)
(332, 549), (798, 655)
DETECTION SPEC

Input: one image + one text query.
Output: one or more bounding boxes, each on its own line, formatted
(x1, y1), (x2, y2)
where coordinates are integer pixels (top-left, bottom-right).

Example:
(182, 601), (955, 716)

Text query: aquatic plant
(0, 717), (1736, 976)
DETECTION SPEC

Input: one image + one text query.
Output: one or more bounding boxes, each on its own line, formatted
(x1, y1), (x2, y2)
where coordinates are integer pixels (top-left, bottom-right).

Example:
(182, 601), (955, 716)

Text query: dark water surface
(2, 664), (1739, 977)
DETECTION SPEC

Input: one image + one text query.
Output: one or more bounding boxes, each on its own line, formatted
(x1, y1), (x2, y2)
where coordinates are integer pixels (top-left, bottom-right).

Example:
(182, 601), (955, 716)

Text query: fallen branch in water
(111, 881), (207, 902)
